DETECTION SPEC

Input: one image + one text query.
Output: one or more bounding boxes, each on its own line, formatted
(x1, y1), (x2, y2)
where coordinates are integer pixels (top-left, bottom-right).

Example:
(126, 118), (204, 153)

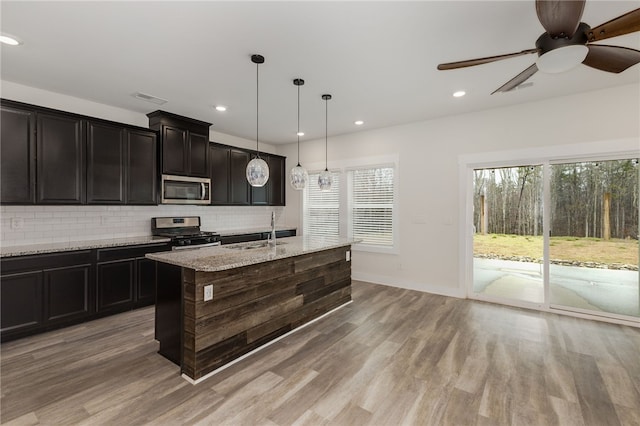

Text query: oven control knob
(206, 237), (213, 243)
(178, 240), (186, 246)
(184, 239), (191, 245)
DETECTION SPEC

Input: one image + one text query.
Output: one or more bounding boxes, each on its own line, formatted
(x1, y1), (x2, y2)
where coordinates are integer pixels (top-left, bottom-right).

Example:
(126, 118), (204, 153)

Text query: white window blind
(303, 171), (341, 238)
(349, 167), (394, 246)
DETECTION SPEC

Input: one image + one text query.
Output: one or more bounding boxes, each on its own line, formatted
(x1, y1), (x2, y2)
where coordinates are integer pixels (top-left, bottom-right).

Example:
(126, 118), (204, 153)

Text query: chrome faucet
(268, 211), (276, 247)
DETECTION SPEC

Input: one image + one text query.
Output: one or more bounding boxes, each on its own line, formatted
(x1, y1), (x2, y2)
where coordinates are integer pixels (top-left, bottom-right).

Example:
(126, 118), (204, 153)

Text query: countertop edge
(146, 237), (355, 272)
(1, 237), (172, 258)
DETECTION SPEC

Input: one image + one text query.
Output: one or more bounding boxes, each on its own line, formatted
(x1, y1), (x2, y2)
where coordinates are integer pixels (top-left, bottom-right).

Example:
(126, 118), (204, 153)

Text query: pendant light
(246, 54), (269, 187)
(318, 94), (332, 192)
(289, 78), (308, 190)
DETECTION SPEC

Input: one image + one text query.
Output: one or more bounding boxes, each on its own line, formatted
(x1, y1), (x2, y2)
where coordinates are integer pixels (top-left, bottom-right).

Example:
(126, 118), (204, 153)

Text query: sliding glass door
(549, 159), (639, 318)
(471, 158), (639, 321)
(472, 165), (544, 304)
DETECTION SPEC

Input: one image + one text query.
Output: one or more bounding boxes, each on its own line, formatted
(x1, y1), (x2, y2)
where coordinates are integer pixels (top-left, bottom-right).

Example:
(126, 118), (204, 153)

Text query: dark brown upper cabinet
(147, 111), (211, 178)
(209, 142), (286, 206)
(86, 122), (157, 205)
(229, 148), (252, 205)
(209, 143), (230, 204)
(268, 155), (286, 206)
(126, 129), (157, 205)
(0, 99), (158, 206)
(250, 153), (286, 206)
(1, 102), (36, 204)
(37, 111), (86, 204)
(86, 121), (126, 204)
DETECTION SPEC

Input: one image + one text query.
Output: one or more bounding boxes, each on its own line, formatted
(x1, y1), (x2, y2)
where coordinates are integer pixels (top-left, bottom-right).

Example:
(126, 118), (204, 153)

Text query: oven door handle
(201, 183), (206, 201)
(172, 241), (221, 251)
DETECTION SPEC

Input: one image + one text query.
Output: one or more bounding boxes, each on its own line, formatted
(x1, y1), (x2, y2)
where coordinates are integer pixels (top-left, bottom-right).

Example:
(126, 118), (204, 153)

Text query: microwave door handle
(201, 182), (206, 200)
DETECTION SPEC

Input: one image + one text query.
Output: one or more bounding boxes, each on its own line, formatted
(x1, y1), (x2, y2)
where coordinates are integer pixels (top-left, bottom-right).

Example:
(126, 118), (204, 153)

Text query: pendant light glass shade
(318, 169), (332, 191)
(247, 157), (269, 187)
(290, 78), (308, 190)
(247, 54), (270, 187)
(319, 94), (332, 192)
(290, 164), (308, 190)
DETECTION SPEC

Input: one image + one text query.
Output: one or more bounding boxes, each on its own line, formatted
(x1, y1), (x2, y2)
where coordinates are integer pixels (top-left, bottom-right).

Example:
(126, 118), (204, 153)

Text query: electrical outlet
(346, 250), (351, 262)
(204, 285), (213, 301)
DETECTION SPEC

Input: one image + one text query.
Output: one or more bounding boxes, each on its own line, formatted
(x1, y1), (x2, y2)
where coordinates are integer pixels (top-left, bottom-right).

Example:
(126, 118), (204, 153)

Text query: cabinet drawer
(1, 250), (93, 274)
(96, 243), (170, 262)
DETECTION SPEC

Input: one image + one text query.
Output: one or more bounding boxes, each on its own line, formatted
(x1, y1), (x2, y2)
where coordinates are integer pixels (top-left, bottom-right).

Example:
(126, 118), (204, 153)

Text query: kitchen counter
(0, 236), (171, 257)
(149, 235), (355, 383)
(146, 235), (353, 272)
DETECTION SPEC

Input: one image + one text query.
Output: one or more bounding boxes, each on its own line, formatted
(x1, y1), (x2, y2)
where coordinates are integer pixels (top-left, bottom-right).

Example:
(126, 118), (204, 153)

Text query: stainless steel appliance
(151, 216), (221, 250)
(161, 174), (211, 205)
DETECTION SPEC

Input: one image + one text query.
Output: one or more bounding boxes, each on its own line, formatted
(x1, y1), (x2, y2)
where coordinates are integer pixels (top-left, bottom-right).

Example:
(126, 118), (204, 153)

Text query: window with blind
(348, 167), (394, 247)
(303, 171), (341, 238)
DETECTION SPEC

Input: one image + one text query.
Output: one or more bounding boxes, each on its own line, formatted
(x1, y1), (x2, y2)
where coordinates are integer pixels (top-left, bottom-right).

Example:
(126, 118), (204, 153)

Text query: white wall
(280, 84), (640, 297)
(0, 80), (285, 247)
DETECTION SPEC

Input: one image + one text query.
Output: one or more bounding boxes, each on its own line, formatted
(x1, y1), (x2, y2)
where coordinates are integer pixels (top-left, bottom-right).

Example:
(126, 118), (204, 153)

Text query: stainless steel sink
(227, 241), (287, 250)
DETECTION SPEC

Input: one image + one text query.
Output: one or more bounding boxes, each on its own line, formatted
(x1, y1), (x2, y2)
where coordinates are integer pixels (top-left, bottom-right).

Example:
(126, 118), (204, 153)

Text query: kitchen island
(146, 236), (355, 383)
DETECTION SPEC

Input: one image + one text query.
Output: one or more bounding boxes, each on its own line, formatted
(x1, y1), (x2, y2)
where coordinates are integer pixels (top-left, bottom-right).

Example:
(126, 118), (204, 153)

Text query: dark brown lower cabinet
(97, 260), (135, 313)
(0, 243), (170, 342)
(136, 258), (157, 306)
(96, 243), (169, 313)
(0, 271), (42, 335)
(44, 264), (92, 323)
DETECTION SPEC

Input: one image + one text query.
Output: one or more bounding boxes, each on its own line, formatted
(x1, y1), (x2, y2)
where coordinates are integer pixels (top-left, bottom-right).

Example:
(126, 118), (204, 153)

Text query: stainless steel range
(151, 216), (221, 250)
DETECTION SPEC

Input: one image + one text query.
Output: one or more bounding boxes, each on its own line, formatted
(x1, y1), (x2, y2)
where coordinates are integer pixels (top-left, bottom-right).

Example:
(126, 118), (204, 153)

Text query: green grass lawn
(474, 234), (639, 266)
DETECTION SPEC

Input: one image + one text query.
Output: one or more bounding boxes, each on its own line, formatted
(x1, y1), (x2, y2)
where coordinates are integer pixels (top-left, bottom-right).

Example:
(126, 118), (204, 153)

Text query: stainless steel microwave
(161, 174), (211, 205)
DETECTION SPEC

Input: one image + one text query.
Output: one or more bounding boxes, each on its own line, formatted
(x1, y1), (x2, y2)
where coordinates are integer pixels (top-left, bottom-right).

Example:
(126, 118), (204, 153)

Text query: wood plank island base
(146, 236), (355, 383)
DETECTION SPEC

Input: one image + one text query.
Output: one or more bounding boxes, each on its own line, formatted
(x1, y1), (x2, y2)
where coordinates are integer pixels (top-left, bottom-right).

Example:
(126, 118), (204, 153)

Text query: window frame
(301, 154), (399, 255)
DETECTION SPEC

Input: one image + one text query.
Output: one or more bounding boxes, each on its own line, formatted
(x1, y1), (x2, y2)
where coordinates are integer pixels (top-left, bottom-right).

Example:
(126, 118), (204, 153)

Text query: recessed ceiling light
(296, 131), (304, 136)
(453, 91), (466, 98)
(354, 120), (364, 126)
(215, 105), (227, 112)
(0, 35), (21, 46)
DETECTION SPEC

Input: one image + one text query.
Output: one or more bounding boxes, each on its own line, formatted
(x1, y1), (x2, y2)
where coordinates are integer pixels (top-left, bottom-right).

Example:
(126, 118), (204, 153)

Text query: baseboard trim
(352, 272), (465, 299)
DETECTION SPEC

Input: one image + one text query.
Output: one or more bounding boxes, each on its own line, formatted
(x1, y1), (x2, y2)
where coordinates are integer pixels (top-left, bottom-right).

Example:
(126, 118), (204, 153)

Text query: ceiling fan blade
(536, 0), (585, 37)
(583, 45), (640, 73)
(586, 8), (640, 42)
(492, 64), (539, 94)
(437, 49), (538, 70)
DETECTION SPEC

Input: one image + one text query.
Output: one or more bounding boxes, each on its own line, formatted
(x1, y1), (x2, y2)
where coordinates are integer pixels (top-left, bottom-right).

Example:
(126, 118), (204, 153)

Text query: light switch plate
(204, 285), (213, 301)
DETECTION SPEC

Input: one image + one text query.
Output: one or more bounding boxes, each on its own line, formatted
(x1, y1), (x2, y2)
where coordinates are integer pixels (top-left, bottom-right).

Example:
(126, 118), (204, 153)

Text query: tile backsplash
(0, 205), (286, 247)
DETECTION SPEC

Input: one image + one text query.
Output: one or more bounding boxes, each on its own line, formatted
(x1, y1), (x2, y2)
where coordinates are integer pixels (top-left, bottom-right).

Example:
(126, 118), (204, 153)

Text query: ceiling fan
(437, 0), (640, 94)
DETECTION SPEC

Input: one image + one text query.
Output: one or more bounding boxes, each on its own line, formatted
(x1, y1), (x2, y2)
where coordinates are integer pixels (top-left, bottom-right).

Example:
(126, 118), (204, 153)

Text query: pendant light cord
(324, 97), (328, 171)
(297, 84), (301, 166)
(256, 61), (260, 159)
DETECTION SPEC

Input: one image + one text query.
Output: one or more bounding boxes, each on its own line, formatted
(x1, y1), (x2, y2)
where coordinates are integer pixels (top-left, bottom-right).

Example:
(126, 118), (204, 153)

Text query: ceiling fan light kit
(246, 54), (270, 188)
(536, 45), (588, 73)
(437, 0), (640, 93)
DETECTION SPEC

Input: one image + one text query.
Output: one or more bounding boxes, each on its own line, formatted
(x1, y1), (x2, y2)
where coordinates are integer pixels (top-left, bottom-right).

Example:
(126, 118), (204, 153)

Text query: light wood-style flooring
(1, 281), (639, 425)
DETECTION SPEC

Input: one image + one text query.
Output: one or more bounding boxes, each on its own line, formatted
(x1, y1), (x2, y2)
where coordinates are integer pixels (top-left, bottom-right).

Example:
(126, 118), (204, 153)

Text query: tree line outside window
(473, 159), (639, 239)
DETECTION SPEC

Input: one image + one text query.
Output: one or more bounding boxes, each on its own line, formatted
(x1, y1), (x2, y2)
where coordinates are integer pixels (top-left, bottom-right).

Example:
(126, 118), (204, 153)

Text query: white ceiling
(1, 1), (639, 145)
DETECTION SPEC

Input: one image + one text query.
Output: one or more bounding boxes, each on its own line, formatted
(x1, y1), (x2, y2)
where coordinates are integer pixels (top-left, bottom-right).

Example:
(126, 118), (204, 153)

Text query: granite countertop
(146, 235), (356, 272)
(0, 236), (171, 258)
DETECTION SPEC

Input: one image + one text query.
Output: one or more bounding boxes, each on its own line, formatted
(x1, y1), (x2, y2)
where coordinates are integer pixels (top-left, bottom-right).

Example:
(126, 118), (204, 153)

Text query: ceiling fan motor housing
(535, 22), (590, 55)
